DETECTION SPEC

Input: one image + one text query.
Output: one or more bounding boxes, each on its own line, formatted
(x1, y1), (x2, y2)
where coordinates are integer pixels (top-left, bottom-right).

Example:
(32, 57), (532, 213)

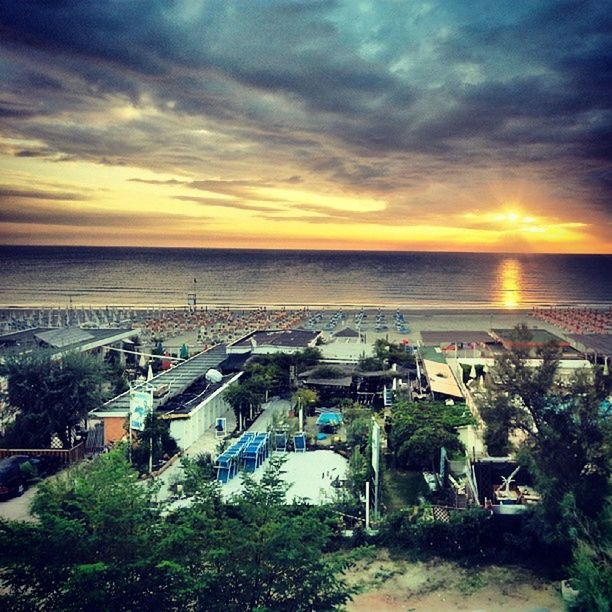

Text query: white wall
(169, 373), (241, 450)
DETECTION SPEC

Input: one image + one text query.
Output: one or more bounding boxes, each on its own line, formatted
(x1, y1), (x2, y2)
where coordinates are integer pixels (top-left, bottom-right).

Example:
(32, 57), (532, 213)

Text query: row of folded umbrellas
(531, 307), (611, 334)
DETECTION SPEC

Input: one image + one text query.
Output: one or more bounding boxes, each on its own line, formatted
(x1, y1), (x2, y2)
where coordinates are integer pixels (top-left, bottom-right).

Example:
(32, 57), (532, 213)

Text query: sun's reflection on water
(498, 258), (523, 309)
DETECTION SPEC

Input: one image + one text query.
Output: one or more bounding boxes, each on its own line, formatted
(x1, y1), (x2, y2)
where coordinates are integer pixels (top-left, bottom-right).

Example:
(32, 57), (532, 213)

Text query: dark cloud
(0, 186), (88, 201)
(0, 202), (206, 228)
(0, 0), (610, 225)
(15, 148), (52, 157)
(129, 178), (189, 186)
(172, 195), (283, 213)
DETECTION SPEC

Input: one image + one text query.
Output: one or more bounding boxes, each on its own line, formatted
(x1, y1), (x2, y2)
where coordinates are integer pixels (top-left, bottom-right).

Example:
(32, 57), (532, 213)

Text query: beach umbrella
(604, 357), (609, 377)
(179, 343), (189, 360)
(469, 364), (477, 379)
(147, 364), (154, 381)
(138, 352), (147, 368)
(479, 374), (485, 390)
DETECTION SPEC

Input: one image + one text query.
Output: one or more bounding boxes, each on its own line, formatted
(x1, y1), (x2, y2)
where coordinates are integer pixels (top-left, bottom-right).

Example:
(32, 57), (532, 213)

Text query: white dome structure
(205, 368), (223, 384)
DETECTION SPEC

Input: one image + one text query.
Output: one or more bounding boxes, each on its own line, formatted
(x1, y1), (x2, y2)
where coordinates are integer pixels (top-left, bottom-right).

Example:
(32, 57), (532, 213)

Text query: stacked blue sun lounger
(243, 432), (270, 472)
(216, 432), (271, 482)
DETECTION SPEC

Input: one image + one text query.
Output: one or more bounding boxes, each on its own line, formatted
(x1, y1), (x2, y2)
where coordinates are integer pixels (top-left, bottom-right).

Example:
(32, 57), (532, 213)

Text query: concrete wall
(169, 393), (233, 450)
(103, 416), (126, 445)
(320, 341), (373, 363)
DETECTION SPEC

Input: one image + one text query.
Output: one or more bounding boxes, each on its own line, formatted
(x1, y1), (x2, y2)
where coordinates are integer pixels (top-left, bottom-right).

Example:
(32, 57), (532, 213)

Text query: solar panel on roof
(35, 327), (95, 348)
(100, 345), (228, 413)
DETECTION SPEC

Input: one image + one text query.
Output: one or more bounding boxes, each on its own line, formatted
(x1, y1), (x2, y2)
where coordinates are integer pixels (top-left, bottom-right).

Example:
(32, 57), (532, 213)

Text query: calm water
(0, 246), (610, 309)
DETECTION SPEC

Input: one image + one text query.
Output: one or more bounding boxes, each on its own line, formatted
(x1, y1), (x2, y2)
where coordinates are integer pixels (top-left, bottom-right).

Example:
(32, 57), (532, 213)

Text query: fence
(0, 441), (85, 465)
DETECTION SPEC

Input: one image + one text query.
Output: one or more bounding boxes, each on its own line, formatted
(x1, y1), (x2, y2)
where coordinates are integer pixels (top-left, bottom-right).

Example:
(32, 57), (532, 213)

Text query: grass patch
(456, 570), (488, 595)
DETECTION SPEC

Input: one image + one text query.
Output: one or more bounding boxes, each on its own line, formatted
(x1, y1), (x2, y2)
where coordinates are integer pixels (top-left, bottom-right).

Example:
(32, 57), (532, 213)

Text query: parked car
(0, 455), (60, 500)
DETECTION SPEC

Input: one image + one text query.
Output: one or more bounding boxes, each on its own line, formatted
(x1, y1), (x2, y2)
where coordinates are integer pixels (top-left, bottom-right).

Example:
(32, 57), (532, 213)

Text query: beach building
(419, 347), (464, 400)
(420, 331), (500, 357)
(566, 334), (612, 365)
(464, 458), (540, 516)
(159, 372), (241, 450)
(319, 328), (373, 364)
(226, 329), (320, 356)
(90, 345), (239, 448)
(333, 327), (361, 342)
(490, 328), (576, 356)
(0, 326), (138, 362)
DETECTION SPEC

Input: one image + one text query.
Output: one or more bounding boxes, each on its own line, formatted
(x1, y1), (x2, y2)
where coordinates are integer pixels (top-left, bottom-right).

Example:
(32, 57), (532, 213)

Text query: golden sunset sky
(0, 1), (610, 253)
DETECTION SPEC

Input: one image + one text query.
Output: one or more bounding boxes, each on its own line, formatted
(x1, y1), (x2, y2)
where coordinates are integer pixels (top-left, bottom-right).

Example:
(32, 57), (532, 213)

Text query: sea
(0, 245), (610, 310)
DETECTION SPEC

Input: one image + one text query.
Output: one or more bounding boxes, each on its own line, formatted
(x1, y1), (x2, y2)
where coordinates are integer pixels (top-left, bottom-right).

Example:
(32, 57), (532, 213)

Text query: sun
(495, 208), (522, 224)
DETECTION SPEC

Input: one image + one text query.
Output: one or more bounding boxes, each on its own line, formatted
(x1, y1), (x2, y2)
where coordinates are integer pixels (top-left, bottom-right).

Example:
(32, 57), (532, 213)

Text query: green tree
(131, 411), (179, 473)
(479, 325), (611, 595)
(389, 401), (473, 470)
(357, 355), (385, 371)
(309, 365), (344, 379)
(346, 416), (371, 453)
(292, 387), (319, 416)
(569, 538), (612, 611)
(479, 393), (523, 456)
(245, 361), (282, 399)
(482, 326), (610, 521)
(0, 451), (353, 611)
(246, 348), (321, 395)
(373, 338), (416, 368)
(1, 350), (105, 448)
(0, 451), (190, 611)
(198, 458), (351, 611)
(224, 381), (264, 429)
(347, 446), (370, 498)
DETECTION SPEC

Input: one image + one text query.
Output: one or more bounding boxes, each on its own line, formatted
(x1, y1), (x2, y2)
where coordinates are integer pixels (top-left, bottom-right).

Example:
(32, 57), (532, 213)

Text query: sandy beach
(0, 306), (578, 353)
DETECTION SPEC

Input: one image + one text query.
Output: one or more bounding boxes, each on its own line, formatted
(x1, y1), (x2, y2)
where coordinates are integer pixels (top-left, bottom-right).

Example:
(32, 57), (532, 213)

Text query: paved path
(0, 484), (38, 522)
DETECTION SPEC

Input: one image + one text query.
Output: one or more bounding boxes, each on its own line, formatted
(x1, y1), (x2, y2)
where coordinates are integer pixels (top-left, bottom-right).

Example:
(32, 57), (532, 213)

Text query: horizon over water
(0, 245), (610, 310)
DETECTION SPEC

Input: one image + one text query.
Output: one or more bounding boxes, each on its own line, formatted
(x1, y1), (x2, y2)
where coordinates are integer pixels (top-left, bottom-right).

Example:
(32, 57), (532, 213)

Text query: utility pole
(365, 481), (370, 530)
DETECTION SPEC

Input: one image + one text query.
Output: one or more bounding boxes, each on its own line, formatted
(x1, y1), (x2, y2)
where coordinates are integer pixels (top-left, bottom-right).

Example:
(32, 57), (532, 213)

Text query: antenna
(187, 277), (197, 313)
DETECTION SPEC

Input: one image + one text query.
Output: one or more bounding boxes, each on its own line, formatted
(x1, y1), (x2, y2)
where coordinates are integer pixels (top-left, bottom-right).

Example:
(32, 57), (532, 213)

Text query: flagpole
(128, 389), (132, 465)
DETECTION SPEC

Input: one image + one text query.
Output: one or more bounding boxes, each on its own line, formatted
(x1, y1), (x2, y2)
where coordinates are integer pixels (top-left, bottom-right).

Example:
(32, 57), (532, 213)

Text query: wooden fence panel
(0, 442), (85, 464)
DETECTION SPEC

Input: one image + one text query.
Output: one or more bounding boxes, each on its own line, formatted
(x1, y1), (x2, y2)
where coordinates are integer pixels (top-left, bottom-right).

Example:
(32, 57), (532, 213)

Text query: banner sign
(130, 389), (153, 431)
(371, 420), (381, 476)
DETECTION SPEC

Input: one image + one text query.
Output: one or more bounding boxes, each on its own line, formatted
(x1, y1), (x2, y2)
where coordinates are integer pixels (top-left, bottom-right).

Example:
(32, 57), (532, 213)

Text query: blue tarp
(316, 412), (343, 426)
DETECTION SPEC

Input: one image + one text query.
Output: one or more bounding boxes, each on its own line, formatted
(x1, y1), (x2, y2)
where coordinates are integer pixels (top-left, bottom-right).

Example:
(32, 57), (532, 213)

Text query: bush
(309, 365), (345, 379)
(378, 507), (496, 560)
(346, 417), (370, 452)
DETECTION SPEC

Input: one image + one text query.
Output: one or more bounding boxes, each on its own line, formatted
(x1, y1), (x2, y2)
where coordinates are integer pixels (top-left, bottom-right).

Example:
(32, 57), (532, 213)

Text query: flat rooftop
(160, 373), (239, 417)
(420, 331), (495, 345)
(492, 328), (569, 346)
(229, 329), (319, 348)
(92, 345), (227, 417)
(567, 334), (612, 357)
(0, 326), (135, 356)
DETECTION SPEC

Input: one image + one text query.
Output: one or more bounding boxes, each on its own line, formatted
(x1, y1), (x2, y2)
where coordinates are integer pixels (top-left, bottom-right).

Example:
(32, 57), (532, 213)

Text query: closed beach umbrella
(147, 364), (154, 381)
(469, 364), (477, 379)
(179, 343), (189, 360)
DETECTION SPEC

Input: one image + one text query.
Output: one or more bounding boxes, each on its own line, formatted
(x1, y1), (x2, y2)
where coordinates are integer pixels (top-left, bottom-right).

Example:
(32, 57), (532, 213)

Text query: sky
(0, 0), (610, 253)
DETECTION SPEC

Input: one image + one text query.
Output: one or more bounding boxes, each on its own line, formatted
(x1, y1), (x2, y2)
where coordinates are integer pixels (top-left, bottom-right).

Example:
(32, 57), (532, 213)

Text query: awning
(423, 359), (464, 398)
